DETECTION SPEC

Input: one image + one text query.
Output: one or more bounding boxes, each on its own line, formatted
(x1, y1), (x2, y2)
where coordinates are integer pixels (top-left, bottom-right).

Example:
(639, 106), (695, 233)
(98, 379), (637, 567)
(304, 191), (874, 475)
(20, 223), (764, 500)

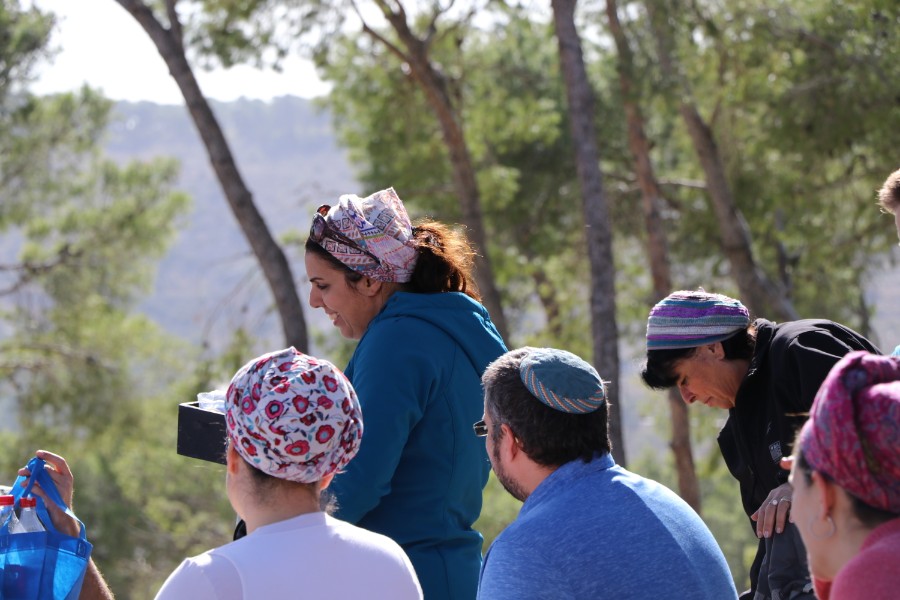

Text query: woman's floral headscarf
(315, 187), (418, 282)
(225, 347), (363, 483)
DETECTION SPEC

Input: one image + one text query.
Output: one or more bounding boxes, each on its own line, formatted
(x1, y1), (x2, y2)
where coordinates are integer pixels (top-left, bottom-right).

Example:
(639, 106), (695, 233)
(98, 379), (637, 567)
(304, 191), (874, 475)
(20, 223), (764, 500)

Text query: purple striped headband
(647, 291), (750, 350)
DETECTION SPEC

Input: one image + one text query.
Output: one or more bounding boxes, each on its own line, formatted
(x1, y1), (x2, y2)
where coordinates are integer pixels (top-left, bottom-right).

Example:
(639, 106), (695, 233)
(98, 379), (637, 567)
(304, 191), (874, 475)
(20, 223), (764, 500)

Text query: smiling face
(671, 343), (746, 410)
(305, 251), (384, 340)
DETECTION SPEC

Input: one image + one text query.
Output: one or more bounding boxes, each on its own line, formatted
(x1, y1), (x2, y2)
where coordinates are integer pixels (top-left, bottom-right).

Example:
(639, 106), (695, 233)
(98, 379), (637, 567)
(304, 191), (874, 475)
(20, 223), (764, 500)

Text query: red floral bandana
(800, 351), (900, 513)
(225, 347), (363, 483)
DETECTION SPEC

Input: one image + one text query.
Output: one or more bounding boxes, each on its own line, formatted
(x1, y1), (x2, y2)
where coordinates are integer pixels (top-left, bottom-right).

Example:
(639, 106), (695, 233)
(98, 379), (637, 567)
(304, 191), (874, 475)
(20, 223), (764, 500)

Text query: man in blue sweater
(475, 347), (738, 599)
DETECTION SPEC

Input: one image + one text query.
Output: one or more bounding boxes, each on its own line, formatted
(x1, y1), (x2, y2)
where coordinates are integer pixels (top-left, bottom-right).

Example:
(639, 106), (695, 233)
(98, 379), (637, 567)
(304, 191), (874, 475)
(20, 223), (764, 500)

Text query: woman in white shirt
(25, 347), (423, 600)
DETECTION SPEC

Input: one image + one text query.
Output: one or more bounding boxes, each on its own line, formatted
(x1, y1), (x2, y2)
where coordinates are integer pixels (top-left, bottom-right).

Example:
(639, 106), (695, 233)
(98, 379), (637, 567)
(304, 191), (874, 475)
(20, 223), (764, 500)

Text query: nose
(308, 287), (323, 309)
(678, 384), (695, 405)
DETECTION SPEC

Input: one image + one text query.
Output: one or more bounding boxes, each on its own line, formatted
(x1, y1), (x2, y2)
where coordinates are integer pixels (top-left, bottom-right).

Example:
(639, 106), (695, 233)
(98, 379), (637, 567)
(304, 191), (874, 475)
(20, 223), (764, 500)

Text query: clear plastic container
(0, 494), (18, 531)
(9, 496), (44, 533)
(197, 389), (226, 413)
(3, 497), (41, 596)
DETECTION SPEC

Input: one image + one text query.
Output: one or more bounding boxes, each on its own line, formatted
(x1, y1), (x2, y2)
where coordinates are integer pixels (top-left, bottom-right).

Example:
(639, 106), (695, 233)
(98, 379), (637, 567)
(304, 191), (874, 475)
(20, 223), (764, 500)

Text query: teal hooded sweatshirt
(331, 291), (507, 600)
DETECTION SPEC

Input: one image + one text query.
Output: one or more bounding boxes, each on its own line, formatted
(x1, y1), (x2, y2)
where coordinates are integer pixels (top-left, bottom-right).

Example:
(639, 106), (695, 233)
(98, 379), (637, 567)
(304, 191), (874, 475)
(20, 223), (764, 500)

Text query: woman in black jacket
(641, 289), (879, 600)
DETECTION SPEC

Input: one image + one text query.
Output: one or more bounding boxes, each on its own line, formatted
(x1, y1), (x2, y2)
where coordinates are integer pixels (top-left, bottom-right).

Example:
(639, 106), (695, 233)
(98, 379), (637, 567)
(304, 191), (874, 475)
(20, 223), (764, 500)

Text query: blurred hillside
(104, 96), (357, 352)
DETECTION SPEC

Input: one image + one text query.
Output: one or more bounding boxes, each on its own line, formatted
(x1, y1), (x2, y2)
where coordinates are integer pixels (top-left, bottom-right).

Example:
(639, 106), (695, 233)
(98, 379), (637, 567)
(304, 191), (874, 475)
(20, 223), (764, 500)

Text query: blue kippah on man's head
(519, 348), (606, 414)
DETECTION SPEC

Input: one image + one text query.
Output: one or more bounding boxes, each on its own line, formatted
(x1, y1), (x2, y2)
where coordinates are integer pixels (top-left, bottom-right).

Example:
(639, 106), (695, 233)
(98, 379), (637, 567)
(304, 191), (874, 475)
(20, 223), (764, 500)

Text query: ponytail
(409, 221), (480, 301)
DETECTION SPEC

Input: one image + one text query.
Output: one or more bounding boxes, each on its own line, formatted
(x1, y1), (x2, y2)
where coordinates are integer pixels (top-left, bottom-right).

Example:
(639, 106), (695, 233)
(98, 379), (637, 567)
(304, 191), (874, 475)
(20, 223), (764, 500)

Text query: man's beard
(492, 442), (528, 502)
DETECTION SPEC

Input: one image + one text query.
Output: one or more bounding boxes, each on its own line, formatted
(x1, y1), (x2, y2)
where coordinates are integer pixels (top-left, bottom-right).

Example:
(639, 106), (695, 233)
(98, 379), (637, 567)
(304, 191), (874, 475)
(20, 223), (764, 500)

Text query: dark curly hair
(640, 327), (756, 389)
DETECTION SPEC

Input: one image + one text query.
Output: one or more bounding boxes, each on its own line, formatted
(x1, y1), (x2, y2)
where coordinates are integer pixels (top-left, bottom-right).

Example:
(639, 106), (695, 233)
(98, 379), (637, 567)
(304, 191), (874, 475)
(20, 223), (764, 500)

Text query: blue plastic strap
(10, 457), (87, 541)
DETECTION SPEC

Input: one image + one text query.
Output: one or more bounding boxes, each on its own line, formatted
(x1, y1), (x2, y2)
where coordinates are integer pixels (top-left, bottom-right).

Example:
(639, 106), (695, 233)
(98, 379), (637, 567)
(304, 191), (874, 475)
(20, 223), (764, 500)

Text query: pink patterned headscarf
(317, 187), (418, 282)
(799, 351), (900, 513)
(225, 347), (363, 483)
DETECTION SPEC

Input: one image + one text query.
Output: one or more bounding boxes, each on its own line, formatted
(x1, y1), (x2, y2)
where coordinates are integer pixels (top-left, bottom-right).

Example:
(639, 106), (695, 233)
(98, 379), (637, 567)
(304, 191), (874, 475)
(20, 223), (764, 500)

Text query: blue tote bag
(0, 457), (92, 600)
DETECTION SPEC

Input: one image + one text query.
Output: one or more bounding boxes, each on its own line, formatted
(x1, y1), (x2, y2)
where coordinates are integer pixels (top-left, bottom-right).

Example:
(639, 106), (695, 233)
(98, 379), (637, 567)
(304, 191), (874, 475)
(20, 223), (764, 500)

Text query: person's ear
(811, 471), (837, 517)
(226, 443), (242, 476)
(318, 472), (336, 491)
(498, 423), (522, 462)
(708, 342), (726, 360)
(356, 277), (383, 297)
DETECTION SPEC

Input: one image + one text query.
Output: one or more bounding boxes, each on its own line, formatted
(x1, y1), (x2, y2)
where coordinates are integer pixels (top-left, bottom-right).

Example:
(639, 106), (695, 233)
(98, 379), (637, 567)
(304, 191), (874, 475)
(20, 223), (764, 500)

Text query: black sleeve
(781, 328), (867, 412)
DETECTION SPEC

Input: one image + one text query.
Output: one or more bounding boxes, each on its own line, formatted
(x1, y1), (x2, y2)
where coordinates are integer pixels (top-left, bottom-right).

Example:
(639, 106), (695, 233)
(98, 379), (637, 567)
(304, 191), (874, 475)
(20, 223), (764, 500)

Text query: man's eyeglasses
(473, 419), (488, 437)
(310, 204), (382, 265)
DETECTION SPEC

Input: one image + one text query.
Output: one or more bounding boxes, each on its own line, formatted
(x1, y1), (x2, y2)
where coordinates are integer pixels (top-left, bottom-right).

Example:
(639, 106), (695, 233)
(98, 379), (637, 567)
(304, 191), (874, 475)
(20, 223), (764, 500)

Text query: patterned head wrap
(799, 351), (900, 514)
(225, 347), (364, 483)
(519, 348), (607, 414)
(314, 187), (418, 282)
(646, 290), (750, 350)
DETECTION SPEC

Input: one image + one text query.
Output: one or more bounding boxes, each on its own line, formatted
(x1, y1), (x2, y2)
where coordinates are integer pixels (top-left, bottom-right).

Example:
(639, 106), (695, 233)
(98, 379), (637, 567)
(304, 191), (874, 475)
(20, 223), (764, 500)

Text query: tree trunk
(645, 0), (798, 322)
(408, 56), (510, 343)
(113, 0), (309, 350)
(362, 1), (511, 343)
(606, 0), (700, 509)
(551, 0), (625, 465)
(529, 267), (563, 341)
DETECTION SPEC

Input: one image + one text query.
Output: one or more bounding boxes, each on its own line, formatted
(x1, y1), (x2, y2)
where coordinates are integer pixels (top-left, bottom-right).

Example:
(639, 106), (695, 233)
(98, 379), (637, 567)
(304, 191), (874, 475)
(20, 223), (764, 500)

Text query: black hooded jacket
(717, 318), (879, 598)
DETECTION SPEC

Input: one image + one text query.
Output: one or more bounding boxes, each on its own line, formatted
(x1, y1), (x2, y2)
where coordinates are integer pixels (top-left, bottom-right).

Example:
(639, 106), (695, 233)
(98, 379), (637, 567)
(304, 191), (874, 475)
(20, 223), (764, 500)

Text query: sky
(30, 0), (330, 104)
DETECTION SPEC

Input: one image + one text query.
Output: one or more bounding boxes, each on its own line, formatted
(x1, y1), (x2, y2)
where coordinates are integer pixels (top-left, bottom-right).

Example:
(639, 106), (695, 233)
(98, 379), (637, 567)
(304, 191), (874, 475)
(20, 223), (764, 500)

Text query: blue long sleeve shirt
(478, 453), (738, 599)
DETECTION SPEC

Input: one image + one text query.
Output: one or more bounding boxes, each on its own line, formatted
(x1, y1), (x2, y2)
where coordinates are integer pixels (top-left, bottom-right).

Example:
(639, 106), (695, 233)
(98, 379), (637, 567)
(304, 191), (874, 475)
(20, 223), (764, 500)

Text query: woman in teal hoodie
(304, 187), (507, 600)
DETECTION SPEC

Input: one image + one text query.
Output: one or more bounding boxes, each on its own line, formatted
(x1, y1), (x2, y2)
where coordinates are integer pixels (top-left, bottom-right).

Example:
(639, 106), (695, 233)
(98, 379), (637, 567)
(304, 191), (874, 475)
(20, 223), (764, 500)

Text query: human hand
(780, 456), (794, 472)
(17, 449), (80, 537)
(750, 481), (793, 539)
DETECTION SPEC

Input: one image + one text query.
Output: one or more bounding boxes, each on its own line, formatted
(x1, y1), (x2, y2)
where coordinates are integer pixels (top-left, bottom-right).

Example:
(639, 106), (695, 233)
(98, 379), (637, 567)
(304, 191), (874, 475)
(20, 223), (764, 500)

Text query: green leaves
(0, 8), (220, 589)
(2, 89), (112, 225)
(0, 0), (53, 100)
(0, 86), (191, 435)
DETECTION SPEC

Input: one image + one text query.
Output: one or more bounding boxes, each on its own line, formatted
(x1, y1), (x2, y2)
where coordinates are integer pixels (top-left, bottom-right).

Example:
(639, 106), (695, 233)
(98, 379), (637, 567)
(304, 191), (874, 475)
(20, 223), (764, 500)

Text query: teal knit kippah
(519, 348), (606, 414)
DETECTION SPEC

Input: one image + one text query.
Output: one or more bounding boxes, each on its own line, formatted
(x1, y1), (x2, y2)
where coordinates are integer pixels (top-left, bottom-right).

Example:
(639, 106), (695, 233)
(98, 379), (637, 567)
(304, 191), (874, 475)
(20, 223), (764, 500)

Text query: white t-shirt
(155, 512), (422, 599)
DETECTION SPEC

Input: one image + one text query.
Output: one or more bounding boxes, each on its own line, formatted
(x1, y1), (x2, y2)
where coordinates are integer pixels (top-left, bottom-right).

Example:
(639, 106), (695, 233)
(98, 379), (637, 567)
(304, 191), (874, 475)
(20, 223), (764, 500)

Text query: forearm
(79, 559), (115, 600)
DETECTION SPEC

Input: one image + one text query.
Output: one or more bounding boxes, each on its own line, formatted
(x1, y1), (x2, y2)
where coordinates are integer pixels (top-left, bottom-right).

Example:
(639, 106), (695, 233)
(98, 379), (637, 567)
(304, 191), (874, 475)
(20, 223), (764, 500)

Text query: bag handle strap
(10, 457), (87, 540)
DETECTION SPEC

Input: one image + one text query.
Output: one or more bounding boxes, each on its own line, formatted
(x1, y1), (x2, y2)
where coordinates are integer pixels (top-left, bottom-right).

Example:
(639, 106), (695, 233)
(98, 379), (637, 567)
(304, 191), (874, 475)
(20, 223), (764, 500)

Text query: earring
(808, 514), (836, 540)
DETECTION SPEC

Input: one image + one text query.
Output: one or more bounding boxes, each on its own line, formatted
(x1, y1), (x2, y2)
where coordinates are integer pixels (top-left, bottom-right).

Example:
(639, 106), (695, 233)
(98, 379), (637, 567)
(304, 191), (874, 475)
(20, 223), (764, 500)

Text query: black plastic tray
(177, 401), (227, 465)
